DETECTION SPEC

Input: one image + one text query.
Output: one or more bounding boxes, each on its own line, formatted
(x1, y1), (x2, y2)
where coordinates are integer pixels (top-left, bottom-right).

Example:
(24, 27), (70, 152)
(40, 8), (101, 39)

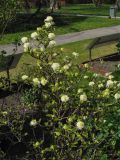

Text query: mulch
(83, 52), (120, 75)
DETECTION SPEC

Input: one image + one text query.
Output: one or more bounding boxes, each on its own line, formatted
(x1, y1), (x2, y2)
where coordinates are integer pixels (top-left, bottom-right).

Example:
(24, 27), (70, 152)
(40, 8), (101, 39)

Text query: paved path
(53, 13), (119, 19)
(1, 25), (120, 54)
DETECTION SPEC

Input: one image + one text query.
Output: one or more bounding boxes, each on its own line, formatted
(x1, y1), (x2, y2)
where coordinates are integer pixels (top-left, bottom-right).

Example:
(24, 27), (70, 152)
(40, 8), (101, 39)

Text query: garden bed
(83, 52), (120, 75)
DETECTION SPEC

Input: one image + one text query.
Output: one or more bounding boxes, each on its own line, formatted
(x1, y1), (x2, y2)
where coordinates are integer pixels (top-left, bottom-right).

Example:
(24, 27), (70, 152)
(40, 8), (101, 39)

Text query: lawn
(56, 3), (120, 16)
(2, 39), (117, 79)
(1, 15), (120, 45)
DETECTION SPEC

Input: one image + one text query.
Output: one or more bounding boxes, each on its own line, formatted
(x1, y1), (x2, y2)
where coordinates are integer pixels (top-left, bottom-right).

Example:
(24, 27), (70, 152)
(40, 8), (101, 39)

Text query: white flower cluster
(51, 63), (60, 72)
(40, 77), (48, 86)
(61, 95), (69, 103)
(106, 80), (114, 88)
(21, 37), (28, 43)
(76, 121), (84, 130)
(49, 40), (56, 47)
(114, 93), (120, 100)
(33, 78), (40, 86)
(21, 75), (28, 81)
(63, 64), (70, 71)
(21, 37), (30, 52)
(33, 77), (47, 86)
(80, 94), (87, 103)
(48, 33), (55, 40)
(30, 119), (37, 127)
(72, 52), (79, 57)
(44, 16), (54, 28)
(78, 88), (83, 94)
(31, 32), (39, 40)
(89, 81), (95, 87)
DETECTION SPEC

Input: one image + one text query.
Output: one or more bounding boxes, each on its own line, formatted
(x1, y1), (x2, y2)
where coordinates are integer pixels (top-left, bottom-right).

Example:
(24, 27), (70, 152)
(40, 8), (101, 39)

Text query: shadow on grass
(103, 53), (120, 61)
(4, 13), (88, 34)
(54, 15), (87, 26)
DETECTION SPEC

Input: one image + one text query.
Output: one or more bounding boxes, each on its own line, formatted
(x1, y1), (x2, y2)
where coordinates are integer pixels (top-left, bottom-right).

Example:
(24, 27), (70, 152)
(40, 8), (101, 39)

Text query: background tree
(50, 0), (61, 13)
(116, 0), (120, 10)
(0, 0), (21, 39)
(92, 0), (103, 7)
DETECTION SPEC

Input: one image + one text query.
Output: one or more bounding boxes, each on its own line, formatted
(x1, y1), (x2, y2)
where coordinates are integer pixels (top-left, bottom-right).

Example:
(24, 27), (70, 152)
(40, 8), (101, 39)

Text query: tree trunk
(116, 0), (120, 10)
(50, 0), (61, 13)
(92, 0), (103, 7)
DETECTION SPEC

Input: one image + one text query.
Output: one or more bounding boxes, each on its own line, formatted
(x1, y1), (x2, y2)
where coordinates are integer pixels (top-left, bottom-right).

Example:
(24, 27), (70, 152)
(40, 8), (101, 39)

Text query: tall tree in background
(92, 0), (103, 7)
(0, 0), (21, 38)
(116, 0), (120, 9)
(50, 0), (61, 12)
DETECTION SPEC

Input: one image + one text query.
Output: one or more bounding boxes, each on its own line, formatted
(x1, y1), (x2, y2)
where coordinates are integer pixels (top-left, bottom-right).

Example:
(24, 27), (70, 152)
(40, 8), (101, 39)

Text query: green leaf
(100, 154), (108, 160)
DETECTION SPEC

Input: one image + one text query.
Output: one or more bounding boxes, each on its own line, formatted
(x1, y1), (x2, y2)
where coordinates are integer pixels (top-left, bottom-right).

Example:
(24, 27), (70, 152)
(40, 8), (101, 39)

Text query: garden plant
(1, 16), (120, 160)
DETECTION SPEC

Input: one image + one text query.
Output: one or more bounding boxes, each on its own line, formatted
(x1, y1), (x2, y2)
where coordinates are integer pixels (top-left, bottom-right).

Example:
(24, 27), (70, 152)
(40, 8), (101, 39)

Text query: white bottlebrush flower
(77, 88), (83, 94)
(51, 63), (60, 72)
(84, 75), (88, 79)
(49, 40), (56, 47)
(117, 83), (120, 87)
(98, 83), (104, 88)
(102, 89), (110, 97)
(53, 53), (57, 57)
(93, 73), (98, 78)
(45, 16), (53, 22)
(21, 75), (28, 81)
(61, 95), (69, 102)
(72, 52), (79, 57)
(105, 72), (112, 77)
(68, 63), (72, 67)
(108, 75), (114, 80)
(33, 78), (40, 86)
(21, 37), (28, 43)
(118, 64), (120, 68)
(40, 77), (48, 86)
(23, 42), (30, 52)
(31, 32), (39, 39)
(76, 121), (84, 130)
(33, 141), (40, 148)
(2, 111), (8, 116)
(63, 64), (70, 71)
(45, 22), (52, 28)
(84, 63), (89, 68)
(106, 80), (114, 88)
(89, 81), (95, 87)
(80, 94), (87, 103)
(114, 81), (117, 84)
(48, 33), (55, 40)
(114, 93), (120, 100)
(61, 48), (64, 51)
(37, 27), (42, 31)
(40, 47), (45, 52)
(30, 119), (37, 127)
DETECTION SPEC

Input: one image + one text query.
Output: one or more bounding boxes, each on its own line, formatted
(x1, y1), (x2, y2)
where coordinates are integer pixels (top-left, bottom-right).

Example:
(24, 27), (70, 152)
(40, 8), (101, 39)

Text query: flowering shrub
(1, 16), (120, 159)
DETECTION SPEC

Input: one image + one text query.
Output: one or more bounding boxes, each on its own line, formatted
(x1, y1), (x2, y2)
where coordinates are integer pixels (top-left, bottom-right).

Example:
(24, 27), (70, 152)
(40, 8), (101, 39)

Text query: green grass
(1, 16), (120, 45)
(2, 39), (117, 78)
(56, 4), (120, 16)
(55, 16), (120, 35)
(57, 40), (117, 63)
(0, 31), (33, 45)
